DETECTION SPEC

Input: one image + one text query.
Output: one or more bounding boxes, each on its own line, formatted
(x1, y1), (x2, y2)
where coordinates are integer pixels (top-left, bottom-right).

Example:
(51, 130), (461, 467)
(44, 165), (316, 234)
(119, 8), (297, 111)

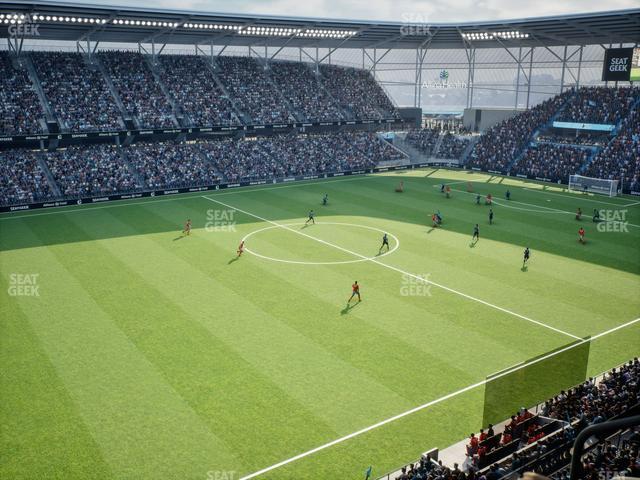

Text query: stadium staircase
(375, 133), (411, 166)
(142, 55), (189, 128)
(255, 59), (304, 123)
(118, 148), (146, 188)
(23, 54), (58, 131)
(91, 54), (136, 130)
(459, 136), (480, 165)
(392, 134), (431, 164)
(310, 64), (357, 121)
(35, 152), (62, 198)
(199, 57), (251, 126)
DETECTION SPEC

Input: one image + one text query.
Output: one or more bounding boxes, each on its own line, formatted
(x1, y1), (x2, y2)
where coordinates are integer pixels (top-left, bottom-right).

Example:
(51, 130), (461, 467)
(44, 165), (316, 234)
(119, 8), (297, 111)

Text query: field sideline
(1, 168), (639, 479)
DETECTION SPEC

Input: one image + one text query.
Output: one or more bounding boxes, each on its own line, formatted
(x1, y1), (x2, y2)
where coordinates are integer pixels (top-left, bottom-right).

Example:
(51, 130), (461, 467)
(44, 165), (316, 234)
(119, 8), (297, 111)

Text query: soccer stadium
(1, 0), (639, 479)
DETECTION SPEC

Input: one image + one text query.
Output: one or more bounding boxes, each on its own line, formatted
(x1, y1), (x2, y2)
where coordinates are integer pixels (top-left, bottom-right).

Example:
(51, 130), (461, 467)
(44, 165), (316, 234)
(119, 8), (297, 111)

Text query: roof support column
(576, 46), (583, 88)
(526, 47), (534, 109)
(515, 46), (522, 108)
(560, 45), (568, 93)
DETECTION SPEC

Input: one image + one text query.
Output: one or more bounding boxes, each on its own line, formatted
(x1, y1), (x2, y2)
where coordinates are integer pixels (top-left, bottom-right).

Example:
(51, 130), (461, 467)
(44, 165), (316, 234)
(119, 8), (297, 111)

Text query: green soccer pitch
(1, 168), (639, 480)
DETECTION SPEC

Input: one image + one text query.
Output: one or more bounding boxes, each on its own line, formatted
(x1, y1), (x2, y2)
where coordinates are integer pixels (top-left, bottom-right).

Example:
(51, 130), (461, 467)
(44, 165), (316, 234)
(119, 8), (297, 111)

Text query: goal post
(568, 174), (620, 197)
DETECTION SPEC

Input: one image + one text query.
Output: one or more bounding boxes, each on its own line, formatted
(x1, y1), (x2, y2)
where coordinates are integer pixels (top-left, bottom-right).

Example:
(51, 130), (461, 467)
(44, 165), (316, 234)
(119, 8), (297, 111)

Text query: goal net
(568, 174), (619, 197)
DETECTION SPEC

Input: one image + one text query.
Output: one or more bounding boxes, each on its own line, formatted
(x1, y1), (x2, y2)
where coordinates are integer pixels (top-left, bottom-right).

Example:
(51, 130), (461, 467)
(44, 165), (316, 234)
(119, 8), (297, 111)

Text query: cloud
(64, 0), (638, 22)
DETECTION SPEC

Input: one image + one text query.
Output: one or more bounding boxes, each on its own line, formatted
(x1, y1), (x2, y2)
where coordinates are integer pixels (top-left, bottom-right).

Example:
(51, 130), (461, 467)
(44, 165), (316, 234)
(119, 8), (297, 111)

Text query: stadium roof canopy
(1, 1), (639, 50)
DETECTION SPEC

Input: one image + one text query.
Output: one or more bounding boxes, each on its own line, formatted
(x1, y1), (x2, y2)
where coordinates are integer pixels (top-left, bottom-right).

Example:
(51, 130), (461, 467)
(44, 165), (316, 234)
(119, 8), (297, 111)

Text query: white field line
(202, 194), (581, 342)
(238, 316), (640, 480)
(522, 187), (633, 207)
(446, 187), (640, 229)
(625, 201), (640, 207)
(0, 175), (371, 221)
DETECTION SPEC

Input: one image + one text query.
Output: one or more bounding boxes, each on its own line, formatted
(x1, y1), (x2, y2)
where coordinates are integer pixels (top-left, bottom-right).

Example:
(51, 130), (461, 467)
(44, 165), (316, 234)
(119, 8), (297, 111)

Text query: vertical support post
(469, 48), (476, 108)
(526, 46), (534, 108)
(414, 49), (419, 108)
(515, 46), (522, 108)
(560, 45), (567, 93)
(576, 46), (583, 88)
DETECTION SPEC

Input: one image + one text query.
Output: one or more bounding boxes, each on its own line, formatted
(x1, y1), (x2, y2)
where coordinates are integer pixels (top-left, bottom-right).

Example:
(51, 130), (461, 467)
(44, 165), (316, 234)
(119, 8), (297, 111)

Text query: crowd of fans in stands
(468, 92), (571, 173)
(511, 144), (590, 183)
(158, 55), (240, 127)
(32, 52), (122, 132)
(215, 56), (293, 125)
(319, 64), (399, 120)
(99, 51), (175, 129)
(406, 128), (440, 155)
(438, 132), (471, 159)
(0, 149), (53, 204)
(585, 108), (639, 192)
(269, 61), (345, 122)
(558, 87), (638, 125)
(0, 132), (404, 205)
(0, 52), (46, 135)
(45, 144), (138, 197)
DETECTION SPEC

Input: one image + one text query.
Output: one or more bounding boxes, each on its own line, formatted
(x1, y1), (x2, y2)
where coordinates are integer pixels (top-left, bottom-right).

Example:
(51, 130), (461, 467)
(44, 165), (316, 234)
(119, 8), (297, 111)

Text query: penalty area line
(239, 317), (639, 479)
(201, 194), (581, 343)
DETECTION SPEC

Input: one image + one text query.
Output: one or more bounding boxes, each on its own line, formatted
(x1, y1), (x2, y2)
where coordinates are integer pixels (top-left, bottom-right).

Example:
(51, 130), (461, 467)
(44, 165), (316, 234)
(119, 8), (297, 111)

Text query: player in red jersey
(485, 193), (493, 205)
(348, 281), (361, 303)
(237, 240), (245, 257)
(182, 219), (192, 236)
(578, 227), (585, 243)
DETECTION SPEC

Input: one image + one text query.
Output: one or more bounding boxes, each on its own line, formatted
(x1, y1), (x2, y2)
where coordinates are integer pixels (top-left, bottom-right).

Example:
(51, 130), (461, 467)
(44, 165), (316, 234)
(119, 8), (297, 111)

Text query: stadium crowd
(0, 149), (53, 205)
(468, 92), (571, 172)
(511, 144), (591, 183)
(558, 87), (639, 125)
(215, 56), (293, 125)
(45, 144), (139, 197)
(269, 61), (345, 122)
(0, 132), (404, 205)
(319, 64), (399, 120)
(32, 52), (123, 132)
(99, 51), (175, 129)
(584, 108), (639, 191)
(438, 132), (471, 159)
(405, 128), (440, 155)
(158, 55), (240, 127)
(0, 52), (46, 135)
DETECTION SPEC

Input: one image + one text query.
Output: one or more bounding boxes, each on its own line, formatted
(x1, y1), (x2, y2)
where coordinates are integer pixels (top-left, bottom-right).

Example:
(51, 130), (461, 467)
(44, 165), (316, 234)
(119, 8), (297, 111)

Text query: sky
(60, 0), (639, 22)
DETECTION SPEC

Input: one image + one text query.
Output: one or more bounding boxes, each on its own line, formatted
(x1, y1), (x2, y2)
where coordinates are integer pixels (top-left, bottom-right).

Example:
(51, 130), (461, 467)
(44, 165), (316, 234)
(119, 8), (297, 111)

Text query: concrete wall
(463, 108), (525, 132)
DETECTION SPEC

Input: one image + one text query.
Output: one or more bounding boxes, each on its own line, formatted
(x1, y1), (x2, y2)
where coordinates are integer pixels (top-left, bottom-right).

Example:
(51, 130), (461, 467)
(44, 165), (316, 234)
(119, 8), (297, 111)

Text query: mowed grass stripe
(69, 204), (415, 434)
(3, 219), (241, 479)
(0, 276), (113, 480)
(28, 214), (340, 472)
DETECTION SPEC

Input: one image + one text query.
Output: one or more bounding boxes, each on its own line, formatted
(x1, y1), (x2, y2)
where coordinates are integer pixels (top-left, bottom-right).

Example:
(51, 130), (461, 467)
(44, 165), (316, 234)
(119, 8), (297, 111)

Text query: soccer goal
(568, 174), (620, 197)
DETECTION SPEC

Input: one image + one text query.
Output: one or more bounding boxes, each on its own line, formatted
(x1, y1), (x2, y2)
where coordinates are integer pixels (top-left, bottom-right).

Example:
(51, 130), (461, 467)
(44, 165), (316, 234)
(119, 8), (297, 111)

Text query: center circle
(241, 222), (400, 265)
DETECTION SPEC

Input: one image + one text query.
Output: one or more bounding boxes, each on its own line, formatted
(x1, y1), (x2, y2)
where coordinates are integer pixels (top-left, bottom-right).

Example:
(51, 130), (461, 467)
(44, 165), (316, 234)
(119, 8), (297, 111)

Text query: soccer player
(305, 209), (315, 225)
(578, 227), (586, 243)
(348, 281), (361, 303)
(183, 218), (192, 236)
(523, 247), (530, 268)
(445, 185), (451, 198)
(506, 189), (511, 201)
(576, 207), (582, 221)
(379, 233), (390, 253)
(489, 208), (494, 225)
(322, 193), (328, 206)
(486, 193), (493, 205)
(476, 194), (481, 205)
(395, 181), (404, 193)
(592, 209), (600, 223)
(472, 224), (480, 242)
(440, 183), (445, 193)
(237, 240), (245, 257)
